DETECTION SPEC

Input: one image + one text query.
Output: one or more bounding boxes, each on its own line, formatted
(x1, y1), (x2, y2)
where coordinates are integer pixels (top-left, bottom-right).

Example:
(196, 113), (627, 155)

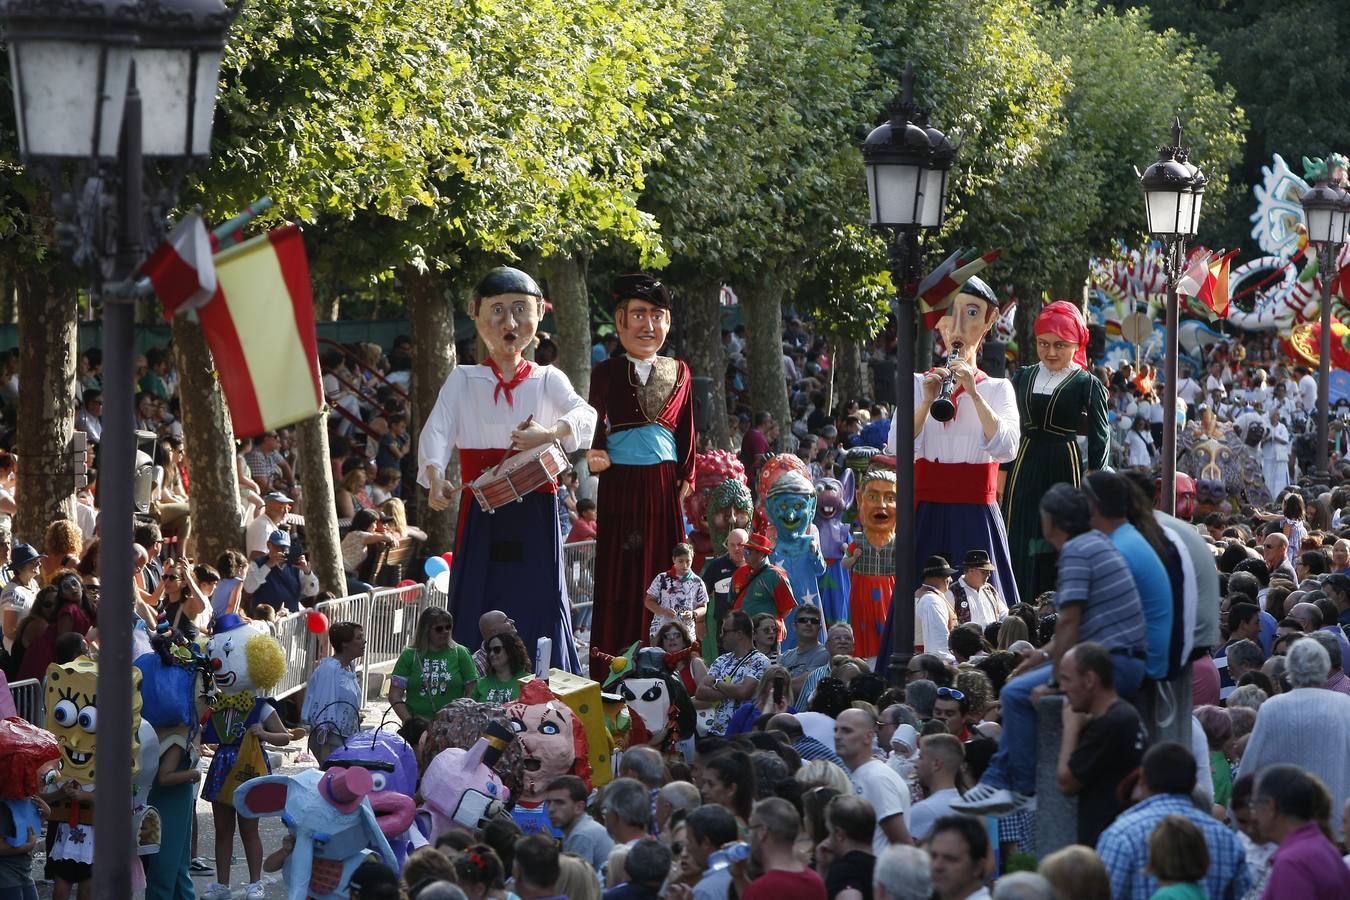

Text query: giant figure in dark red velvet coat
(586, 275), (696, 681)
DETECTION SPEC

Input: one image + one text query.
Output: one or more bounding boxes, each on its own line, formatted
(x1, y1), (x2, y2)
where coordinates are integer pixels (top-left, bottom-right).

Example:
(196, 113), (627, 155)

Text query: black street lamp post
(0, 0), (232, 895)
(1299, 175), (1350, 481)
(1137, 119), (1206, 516)
(861, 63), (954, 673)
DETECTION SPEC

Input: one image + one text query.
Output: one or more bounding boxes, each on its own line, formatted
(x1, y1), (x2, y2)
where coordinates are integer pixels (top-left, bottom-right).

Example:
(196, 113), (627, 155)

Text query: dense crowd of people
(0, 272), (1349, 900)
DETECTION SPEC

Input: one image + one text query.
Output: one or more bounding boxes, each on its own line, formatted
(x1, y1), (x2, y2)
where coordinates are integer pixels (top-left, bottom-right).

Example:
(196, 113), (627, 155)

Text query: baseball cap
(268, 530), (291, 549)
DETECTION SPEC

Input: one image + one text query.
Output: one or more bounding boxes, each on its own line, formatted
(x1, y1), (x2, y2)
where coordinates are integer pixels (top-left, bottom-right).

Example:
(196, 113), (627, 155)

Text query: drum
(469, 442), (571, 513)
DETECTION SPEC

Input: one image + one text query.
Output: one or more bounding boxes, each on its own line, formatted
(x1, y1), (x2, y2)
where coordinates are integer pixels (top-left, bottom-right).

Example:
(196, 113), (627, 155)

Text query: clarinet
(929, 341), (964, 423)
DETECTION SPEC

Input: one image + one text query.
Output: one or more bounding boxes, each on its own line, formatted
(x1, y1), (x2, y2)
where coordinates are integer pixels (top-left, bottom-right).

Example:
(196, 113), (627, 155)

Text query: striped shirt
(1056, 531), (1147, 655)
(793, 736), (845, 767)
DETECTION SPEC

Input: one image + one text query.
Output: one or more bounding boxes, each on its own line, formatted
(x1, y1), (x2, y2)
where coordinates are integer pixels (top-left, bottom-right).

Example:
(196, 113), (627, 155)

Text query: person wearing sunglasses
(472, 630), (531, 704)
(932, 687), (971, 741)
(780, 609), (828, 695)
(390, 608), (477, 723)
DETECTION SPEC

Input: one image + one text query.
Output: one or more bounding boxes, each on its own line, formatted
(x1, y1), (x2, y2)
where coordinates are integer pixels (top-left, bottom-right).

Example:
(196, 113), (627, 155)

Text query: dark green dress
(1002, 364), (1110, 600)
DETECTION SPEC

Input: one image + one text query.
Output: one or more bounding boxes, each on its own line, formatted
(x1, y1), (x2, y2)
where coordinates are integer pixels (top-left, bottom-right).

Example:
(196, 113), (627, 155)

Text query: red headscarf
(1034, 301), (1089, 369)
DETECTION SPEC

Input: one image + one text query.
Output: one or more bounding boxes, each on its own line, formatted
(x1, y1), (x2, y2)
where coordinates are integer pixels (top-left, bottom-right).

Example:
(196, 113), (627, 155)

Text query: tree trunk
(15, 270), (78, 540)
(294, 413), (345, 596)
(679, 277), (729, 449)
(542, 249), (592, 400)
(404, 266), (458, 554)
(0, 265), (14, 325)
(1014, 282), (1037, 368)
(315, 285), (340, 322)
(739, 280), (792, 433)
(834, 336), (867, 413)
(171, 313), (242, 563)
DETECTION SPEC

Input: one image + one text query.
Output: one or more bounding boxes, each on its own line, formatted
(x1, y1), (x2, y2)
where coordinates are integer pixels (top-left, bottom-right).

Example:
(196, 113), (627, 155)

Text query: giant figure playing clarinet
(419, 267), (596, 673)
(878, 276), (1020, 670)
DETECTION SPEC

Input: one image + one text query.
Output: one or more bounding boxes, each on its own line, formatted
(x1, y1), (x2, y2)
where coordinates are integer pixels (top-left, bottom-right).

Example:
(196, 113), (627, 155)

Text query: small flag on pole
(196, 225), (324, 436)
(140, 211), (217, 317)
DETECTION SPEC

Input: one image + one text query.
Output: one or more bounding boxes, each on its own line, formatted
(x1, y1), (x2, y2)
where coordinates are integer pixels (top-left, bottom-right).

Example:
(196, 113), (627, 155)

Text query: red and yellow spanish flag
(195, 225), (324, 437)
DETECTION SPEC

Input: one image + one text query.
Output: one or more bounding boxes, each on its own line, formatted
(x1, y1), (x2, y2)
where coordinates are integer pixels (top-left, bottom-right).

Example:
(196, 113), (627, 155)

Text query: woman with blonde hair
(379, 497), (427, 543)
(40, 519), (82, 584)
(1038, 844), (1111, 900)
(795, 759), (853, 796)
(653, 619), (707, 695)
(553, 854), (601, 900)
(334, 462), (371, 520)
(996, 614), (1029, 649)
(389, 607), (476, 723)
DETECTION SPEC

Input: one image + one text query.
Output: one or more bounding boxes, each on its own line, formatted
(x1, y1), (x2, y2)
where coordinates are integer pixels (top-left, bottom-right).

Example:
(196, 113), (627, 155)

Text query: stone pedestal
(1033, 693), (1077, 857)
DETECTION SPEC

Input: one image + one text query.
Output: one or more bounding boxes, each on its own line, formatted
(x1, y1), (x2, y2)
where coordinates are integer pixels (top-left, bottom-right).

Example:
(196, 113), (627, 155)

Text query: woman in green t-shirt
(390, 607), (477, 722)
(472, 630), (531, 703)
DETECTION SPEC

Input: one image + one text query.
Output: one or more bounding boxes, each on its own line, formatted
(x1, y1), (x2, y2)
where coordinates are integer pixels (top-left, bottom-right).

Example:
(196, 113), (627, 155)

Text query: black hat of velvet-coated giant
(472, 266), (543, 302)
(611, 273), (672, 310)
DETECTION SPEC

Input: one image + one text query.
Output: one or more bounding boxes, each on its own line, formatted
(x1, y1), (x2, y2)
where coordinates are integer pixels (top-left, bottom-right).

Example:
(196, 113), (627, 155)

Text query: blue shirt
(1107, 523), (1173, 679)
(1055, 531), (1147, 655)
(1096, 793), (1250, 900)
(1257, 609), (1278, 656)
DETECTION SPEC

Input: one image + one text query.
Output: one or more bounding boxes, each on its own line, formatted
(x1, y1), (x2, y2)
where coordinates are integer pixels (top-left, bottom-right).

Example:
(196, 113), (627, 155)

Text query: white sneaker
(950, 782), (1034, 816)
(245, 880), (265, 899)
(201, 884), (233, 900)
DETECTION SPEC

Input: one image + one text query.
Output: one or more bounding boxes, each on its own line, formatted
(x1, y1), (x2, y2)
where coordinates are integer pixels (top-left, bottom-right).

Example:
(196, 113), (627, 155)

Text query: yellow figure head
(45, 656), (143, 785)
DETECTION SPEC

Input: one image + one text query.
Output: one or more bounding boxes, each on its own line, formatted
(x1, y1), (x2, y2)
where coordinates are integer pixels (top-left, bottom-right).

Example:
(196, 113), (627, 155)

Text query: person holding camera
(242, 529), (318, 616)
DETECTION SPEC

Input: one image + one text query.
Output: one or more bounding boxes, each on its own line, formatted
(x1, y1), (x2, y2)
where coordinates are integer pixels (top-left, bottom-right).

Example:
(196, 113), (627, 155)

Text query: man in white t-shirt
(836, 708), (912, 854)
(1175, 365), (1202, 409)
(246, 491), (294, 560)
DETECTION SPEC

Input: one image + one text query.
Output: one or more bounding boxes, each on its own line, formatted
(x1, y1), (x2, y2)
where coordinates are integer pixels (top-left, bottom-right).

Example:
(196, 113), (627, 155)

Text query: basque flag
(195, 226), (324, 437)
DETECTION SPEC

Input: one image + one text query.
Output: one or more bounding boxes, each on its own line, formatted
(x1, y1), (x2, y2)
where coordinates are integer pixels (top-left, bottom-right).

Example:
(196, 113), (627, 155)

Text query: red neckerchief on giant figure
(486, 357), (535, 407)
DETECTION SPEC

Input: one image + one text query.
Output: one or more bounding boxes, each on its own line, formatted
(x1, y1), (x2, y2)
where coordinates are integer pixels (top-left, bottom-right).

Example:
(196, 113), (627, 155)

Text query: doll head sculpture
(593, 644), (696, 752)
(706, 477), (753, 555)
(45, 656), (143, 785)
(470, 267), (544, 360)
(0, 718), (61, 848)
(858, 469), (898, 546)
(754, 453), (810, 536)
(423, 699), (527, 800)
(684, 451), (748, 556)
(324, 729), (419, 856)
(935, 276), (1000, 362)
(612, 274), (672, 361)
(503, 678), (590, 805)
(235, 766), (395, 900)
(813, 473), (854, 560)
(418, 720), (515, 841)
(136, 633), (212, 738)
(764, 471), (817, 549)
(205, 614), (285, 696)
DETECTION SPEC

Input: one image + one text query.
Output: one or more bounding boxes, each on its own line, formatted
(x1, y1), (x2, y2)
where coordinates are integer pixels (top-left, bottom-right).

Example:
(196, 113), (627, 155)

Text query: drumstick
(495, 415), (535, 476)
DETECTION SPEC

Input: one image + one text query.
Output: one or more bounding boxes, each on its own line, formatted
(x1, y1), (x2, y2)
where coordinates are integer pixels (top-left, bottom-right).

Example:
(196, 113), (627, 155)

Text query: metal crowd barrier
(8, 678), (43, 725)
(265, 541), (598, 701)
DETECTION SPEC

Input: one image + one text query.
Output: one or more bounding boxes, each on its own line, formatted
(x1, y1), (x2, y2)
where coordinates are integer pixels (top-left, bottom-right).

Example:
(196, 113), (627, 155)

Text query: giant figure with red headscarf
(882, 276), (1021, 656)
(1002, 300), (1110, 599)
(586, 275), (696, 680)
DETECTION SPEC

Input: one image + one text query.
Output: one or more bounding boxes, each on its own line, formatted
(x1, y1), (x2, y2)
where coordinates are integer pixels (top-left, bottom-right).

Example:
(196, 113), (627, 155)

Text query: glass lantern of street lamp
(862, 64), (953, 231)
(135, 0), (233, 158)
(1302, 180), (1350, 246)
(1139, 119), (1207, 238)
(0, 0), (141, 161)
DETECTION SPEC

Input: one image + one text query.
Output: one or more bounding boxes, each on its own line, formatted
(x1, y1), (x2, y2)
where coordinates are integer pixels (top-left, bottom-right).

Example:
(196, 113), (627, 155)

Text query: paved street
(32, 701), (396, 899)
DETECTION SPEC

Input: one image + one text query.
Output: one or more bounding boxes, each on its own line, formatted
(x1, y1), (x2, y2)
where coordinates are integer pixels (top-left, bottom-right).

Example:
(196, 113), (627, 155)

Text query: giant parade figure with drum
(418, 266), (596, 673)
(586, 275), (696, 679)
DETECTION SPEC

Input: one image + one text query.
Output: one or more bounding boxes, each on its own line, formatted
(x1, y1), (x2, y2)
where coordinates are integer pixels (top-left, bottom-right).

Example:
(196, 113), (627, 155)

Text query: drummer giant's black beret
(958, 275), (997, 307)
(473, 266), (543, 302)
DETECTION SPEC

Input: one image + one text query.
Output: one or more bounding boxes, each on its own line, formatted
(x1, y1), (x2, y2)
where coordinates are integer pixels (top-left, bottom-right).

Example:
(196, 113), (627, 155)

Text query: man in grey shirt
(545, 775), (613, 877)
(779, 607), (829, 693)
